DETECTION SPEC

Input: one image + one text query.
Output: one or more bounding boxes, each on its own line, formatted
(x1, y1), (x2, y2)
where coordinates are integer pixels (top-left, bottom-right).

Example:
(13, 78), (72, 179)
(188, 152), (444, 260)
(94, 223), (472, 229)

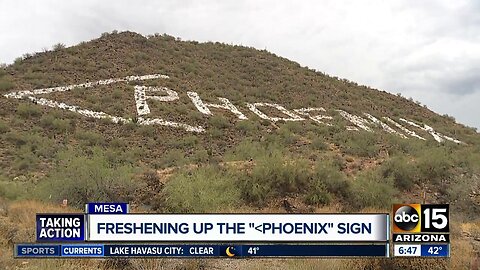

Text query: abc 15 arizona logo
(393, 204), (449, 233)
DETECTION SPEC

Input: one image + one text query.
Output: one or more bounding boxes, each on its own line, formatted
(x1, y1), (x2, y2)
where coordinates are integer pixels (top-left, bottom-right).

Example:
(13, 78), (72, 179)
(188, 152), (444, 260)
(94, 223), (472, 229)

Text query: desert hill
(0, 31), (479, 269)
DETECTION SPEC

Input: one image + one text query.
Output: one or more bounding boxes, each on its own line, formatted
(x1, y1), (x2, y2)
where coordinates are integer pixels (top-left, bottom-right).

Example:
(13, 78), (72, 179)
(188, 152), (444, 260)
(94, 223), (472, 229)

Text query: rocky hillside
(0, 31), (479, 269)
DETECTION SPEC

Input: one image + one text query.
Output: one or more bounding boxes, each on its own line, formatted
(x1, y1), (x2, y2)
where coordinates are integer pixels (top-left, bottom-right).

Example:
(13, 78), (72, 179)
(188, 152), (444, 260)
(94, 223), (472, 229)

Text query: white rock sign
(3, 73), (463, 143)
(4, 74), (204, 133)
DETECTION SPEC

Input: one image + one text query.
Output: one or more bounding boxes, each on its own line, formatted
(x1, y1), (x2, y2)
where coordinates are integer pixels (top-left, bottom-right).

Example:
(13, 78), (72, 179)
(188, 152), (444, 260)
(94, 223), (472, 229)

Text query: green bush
(158, 149), (186, 168)
(225, 139), (265, 161)
(383, 133), (426, 155)
(40, 114), (72, 133)
(4, 131), (29, 146)
(347, 170), (397, 210)
(209, 115), (230, 129)
(304, 180), (331, 206)
(0, 180), (33, 200)
(163, 166), (240, 213)
(207, 127), (223, 139)
(314, 161), (350, 198)
(450, 148), (480, 173)
(191, 147), (209, 163)
(75, 130), (105, 146)
(443, 175), (480, 219)
(14, 149), (39, 171)
(0, 64), (6, 77)
(416, 148), (453, 184)
(109, 138), (126, 149)
(52, 43), (66, 51)
(16, 103), (41, 118)
(273, 126), (297, 146)
(283, 121), (304, 133)
(170, 135), (199, 148)
(0, 120), (9, 134)
(310, 137), (328, 151)
(0, 174), (35, 200)
(4, 131), (57, 172)
(235, 120), (259, 135)
(334, 131), (379, 157)
(138, 125), (156, 137)
(36, 148), (138, 207)
(0, 79), (14, 91)
(241, 152), (311, 204)
(381, 156), (417, 190)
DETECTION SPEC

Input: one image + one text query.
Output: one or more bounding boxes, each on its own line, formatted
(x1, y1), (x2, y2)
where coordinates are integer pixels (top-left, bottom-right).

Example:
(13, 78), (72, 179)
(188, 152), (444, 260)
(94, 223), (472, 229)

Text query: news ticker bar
(15, 244), (389, 258)
(37, 213), (389, 242)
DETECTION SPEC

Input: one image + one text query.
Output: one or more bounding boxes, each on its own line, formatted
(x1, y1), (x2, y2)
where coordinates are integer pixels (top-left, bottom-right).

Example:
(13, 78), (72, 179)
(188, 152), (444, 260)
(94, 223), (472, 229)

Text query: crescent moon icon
(226, 246), (235, 257)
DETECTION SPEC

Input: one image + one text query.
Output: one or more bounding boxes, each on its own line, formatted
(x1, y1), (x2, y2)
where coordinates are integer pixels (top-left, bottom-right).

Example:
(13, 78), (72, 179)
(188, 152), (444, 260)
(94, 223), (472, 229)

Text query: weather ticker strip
(15, 244), (389, 258)
(16, 202), (453, 259)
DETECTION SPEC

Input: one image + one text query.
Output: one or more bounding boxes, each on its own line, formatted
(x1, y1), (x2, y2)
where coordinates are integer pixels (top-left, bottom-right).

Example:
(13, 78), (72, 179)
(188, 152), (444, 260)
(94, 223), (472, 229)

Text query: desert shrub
(103, 148), (140, 166)
(170, 135), (199, 148)
(273, 125), (297, 145)
(13, 149), (39, 171)
(0, 181), (25, 200)
(158, 149), (186, 168)
(0, 64), (6, 75)
(16, 103), (41, 118)
(4, 131), (47, 150)
(75, 130), (105, 146)
(225, 139), (265, 161)
(0, 175), (34, 200)
(235, 120), (259, 135)
(311, 137), (328, 151)
(443, 174), (480, 219)
(304, 180), (331, 206)
(191, 147), (209, 163)
(450, 148), (480, 173)
(314, 161), (350, 198)
(163, 166), (240, 213)
(109, 138), (126, 149)
(4, 131), (29, 146)
(138, 125), (155, 137)
(0, 120), (9, 134)
(4, 131), (57, 172)
(334, 131), (379, 157)
(347, 170), (397, 210)
(36, 148), (138, 207)
(380, 156), (417, 190)
(241, 152), (311, 204)
(416, 148), (453, 185)
(383, 133), (427, 155)
(283, 121), (304, 133)
(260, 119), (270, 126)
(0, 79), (14, 91)
(52, 43), (66, 51)
(209, 115), (230, 129)
(40, 114), (72, 133)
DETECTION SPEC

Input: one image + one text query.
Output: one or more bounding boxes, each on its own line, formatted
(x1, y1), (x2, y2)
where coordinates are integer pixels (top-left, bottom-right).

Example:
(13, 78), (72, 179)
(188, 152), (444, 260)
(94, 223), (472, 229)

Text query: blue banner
(86, 203), (129, 214)
(16, 244), (61, 257)
(61, 244), (104, 257)
(36, 214), (85, 242)
(421, 244), (449, 257)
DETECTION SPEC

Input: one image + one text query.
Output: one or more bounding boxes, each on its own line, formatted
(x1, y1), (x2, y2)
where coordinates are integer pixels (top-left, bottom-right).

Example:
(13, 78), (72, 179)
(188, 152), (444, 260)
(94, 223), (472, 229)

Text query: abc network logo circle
(394, 205), (419, 231)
